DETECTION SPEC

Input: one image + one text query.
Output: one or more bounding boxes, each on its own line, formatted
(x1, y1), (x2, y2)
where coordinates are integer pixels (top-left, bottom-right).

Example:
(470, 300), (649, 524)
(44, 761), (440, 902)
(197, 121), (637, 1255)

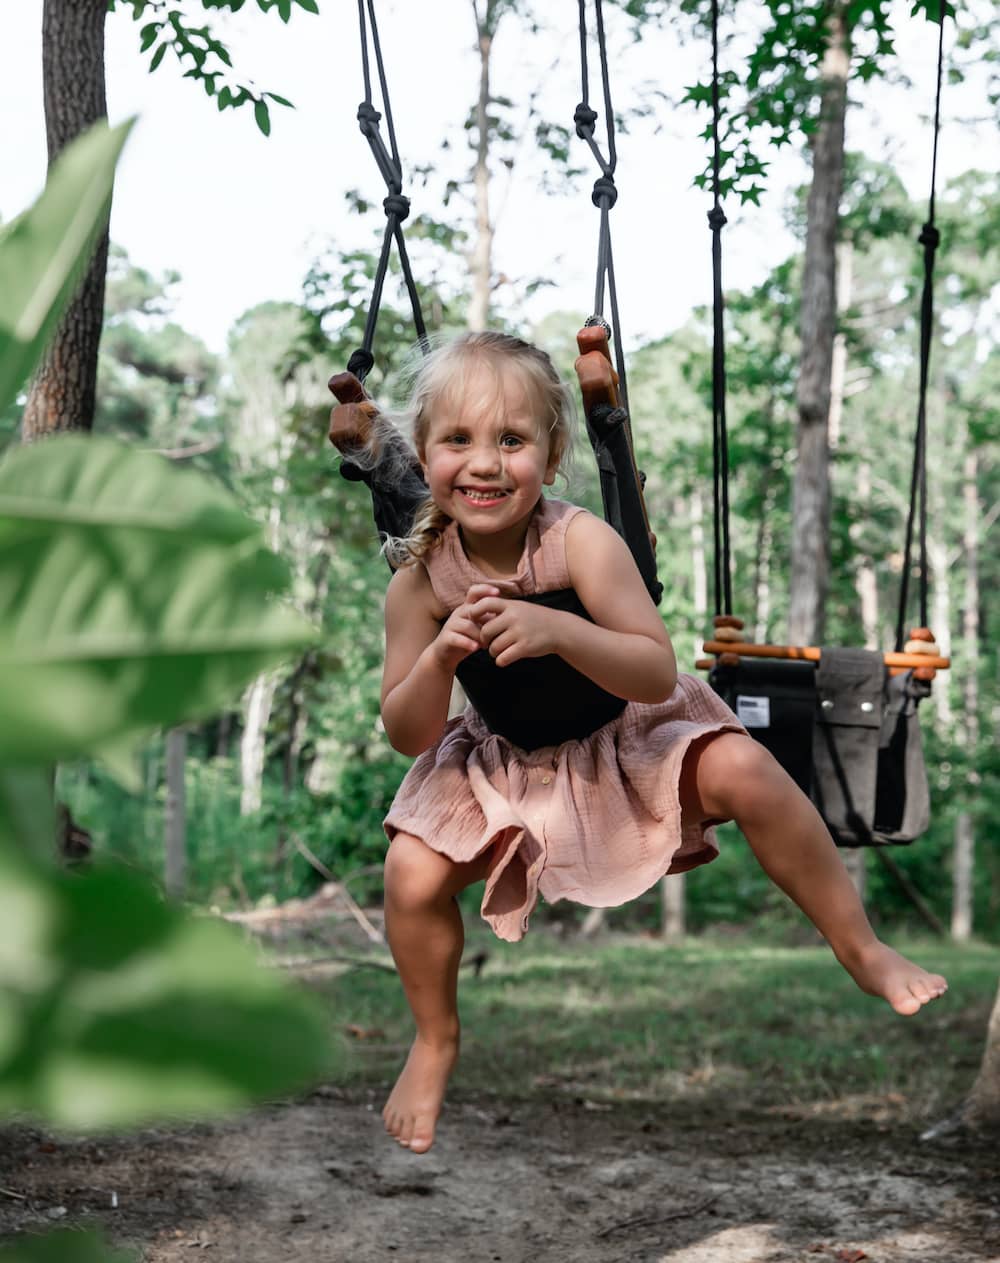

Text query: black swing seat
(709, 647), (932, 847)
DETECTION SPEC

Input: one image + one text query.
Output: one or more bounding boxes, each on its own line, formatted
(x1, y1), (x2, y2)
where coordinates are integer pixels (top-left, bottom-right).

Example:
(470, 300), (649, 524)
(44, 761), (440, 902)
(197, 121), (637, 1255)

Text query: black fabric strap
(352, 0), (428, 381)
(895, 6), (945, 651)
(708, 0), (733, 619)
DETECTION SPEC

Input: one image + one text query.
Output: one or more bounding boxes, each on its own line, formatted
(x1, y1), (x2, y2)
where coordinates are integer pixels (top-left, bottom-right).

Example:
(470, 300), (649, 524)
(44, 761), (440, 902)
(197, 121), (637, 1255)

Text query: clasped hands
(433, 583), (561, 671)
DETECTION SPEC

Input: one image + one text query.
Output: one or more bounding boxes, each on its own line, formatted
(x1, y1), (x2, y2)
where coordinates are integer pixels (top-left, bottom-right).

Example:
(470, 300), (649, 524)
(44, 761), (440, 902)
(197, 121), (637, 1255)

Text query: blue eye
(500, 433), (524, 448)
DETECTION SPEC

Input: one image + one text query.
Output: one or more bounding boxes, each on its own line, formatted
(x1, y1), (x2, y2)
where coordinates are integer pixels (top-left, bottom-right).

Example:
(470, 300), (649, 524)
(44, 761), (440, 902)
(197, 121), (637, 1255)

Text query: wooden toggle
(328, 370), (378, 453)
(574, 324), (656, 551)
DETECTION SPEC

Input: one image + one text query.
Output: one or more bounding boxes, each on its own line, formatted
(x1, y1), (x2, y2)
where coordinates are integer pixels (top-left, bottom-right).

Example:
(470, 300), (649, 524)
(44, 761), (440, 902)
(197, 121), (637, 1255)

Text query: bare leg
(381, 833), (491, 1153)
(680, 733), (947, 1015)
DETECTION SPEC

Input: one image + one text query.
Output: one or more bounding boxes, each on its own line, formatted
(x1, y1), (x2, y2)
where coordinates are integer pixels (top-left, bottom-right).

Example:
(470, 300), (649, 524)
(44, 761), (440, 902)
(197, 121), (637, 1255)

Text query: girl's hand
(470, 595), (561, 667)
(430, 584), (501, 672)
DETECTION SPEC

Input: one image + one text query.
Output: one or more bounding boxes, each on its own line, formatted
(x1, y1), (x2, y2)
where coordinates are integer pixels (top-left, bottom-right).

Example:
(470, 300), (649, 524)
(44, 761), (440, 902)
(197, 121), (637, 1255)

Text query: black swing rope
(894, 3), (945, 654)
(708, 0), (733, 620)
(575, 0), (631, 419)
(349, 0), (428, 384)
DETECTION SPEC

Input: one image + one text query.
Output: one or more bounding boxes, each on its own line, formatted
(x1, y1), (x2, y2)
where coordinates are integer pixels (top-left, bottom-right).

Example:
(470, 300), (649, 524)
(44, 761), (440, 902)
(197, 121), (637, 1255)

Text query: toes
(408, 1113), (436, 1154)
(891, 991), (922, 1016)
(909, 978), (933, 1004)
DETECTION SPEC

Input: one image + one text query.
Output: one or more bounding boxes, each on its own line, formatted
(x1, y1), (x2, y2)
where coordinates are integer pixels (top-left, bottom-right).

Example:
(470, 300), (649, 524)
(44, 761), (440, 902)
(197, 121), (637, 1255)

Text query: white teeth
(461, 489), (506, 501)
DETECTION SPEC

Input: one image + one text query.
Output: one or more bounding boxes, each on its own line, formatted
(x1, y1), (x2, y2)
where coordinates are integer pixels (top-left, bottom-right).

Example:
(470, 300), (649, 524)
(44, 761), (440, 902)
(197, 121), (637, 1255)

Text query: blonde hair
(381, 332), (576, 567)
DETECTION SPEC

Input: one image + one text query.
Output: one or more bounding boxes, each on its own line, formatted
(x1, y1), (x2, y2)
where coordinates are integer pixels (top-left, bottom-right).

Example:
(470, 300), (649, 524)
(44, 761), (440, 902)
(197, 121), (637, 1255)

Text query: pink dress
(384, 497), (746, 942)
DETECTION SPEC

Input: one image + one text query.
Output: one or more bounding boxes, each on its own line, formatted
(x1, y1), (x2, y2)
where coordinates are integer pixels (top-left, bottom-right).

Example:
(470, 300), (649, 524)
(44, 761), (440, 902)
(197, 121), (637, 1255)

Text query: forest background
(2, 0), (997, 946)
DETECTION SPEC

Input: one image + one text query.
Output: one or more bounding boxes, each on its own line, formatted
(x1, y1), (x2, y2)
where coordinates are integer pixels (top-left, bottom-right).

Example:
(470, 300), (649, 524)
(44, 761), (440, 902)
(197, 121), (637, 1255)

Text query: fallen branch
(290, 835), (385, 944)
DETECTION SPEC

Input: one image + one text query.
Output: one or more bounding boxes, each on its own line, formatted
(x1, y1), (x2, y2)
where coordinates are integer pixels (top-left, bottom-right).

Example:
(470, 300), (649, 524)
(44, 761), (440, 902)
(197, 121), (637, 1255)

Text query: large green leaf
(0, 121), (134, 414)
(0, 844), (332, 1129)
(0, 437), (316, 762)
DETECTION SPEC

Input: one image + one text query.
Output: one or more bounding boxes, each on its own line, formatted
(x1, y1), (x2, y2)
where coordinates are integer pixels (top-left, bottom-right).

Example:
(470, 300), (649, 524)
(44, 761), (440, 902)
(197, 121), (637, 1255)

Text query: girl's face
(419, 359), (559, 542)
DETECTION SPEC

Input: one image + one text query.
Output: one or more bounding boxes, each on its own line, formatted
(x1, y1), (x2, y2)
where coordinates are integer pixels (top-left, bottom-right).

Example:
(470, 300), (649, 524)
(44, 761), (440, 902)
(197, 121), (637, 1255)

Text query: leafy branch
(108, 0), (320, 134)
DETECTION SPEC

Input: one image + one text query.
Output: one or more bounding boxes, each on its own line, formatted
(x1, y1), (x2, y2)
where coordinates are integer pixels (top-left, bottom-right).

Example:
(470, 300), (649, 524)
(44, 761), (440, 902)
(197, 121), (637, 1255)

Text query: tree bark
(852, 463), (879, 650)
(952, 449), (980, 941)
(240, 672), (277, 816)
(164, 727), (187, 900)
(827, 239), (853, 451)
(22, 0), (110, 441)
(661, 874), (685, 943)
(469, 3), (494, 331)
(788, 4), (849, 644)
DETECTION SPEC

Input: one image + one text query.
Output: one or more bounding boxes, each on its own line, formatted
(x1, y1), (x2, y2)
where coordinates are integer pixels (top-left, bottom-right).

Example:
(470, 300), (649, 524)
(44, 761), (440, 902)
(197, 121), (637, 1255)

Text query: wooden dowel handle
(701, 641), (950, 670)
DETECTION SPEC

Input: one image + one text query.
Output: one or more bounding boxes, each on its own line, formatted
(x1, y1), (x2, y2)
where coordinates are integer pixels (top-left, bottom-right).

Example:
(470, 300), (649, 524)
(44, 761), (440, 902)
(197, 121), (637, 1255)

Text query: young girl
(360, 331), (946, 1156)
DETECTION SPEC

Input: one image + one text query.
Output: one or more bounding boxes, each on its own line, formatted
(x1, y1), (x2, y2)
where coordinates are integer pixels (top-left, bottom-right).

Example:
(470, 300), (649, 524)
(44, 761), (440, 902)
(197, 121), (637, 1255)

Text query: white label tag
(736, 695), (771, 729)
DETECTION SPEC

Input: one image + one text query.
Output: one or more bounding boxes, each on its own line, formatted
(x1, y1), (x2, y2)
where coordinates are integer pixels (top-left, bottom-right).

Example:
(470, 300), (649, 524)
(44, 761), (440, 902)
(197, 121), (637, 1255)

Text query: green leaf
(0, 1227), (136, 1263)
(294, 0), (320, 11)
(148, 42), (167, 72)
(0, 848), (332, 1129)
(0, 120), (133, 415)
(254, 99), (272, 135)
(0, 766), (54, 861)
(265, 92), (293, 108)
(139, 22), (159, 51)
(0, 437), (316, 763)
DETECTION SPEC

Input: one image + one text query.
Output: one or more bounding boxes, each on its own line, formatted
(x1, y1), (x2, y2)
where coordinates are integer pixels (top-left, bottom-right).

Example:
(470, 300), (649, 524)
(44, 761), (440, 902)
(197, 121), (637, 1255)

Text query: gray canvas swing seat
(709, 651), (932, 847)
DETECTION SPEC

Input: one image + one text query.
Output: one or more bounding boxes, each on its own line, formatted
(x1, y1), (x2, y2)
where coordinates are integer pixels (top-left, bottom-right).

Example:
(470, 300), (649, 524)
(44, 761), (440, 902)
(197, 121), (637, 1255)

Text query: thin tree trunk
(240, 672), (277, 816)
(827, 239), (853, 451)
(22, 0), (110, 440)
(928, 532), (953, 727)
(469, 3), (494, 331)
(661, 873), (685, 943)
(952, 450), (980, 941)
(788, 5), (849, 644)
(690, 487), (708, 645)
(852, 463), (879, 649)
(164, 727), (187, 900)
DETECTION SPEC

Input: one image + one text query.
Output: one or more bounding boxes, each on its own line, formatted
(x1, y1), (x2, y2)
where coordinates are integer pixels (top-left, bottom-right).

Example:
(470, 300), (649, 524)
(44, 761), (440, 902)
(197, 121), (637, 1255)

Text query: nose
(466, 441), (503, 477)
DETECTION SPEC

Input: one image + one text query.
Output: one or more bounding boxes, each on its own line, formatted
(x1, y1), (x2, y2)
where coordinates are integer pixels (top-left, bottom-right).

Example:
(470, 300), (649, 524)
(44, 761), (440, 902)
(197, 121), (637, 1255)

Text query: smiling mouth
(458, 487), (509, 502)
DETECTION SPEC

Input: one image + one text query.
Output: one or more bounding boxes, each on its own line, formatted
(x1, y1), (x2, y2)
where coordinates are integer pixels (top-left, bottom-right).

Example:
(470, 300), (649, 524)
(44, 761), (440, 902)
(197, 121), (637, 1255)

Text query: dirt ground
(1, 1089), (998, 1263)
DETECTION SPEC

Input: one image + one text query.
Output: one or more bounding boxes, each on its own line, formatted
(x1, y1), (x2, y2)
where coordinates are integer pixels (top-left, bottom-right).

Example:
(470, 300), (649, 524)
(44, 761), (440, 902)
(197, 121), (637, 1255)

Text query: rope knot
(347, 348), (375, 381)
(707, 205), (728, 232)
(574, 102), (598, 137)
(584, 315), (612, 337)
(356, 102), (381, 137)
(591, 176), (617, 209)
(382, 193), (411, 222)
(919, 222), (940, 250)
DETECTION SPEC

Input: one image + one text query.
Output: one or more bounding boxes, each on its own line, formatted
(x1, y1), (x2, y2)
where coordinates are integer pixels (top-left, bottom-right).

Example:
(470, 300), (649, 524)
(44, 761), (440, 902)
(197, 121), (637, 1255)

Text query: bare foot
(382, 1034), (458, 1154)
(840, 940), (947, 1015)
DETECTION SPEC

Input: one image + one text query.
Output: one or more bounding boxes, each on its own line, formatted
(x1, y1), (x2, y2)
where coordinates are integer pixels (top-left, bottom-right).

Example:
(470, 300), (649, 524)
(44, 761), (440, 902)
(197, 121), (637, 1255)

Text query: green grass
(302, 932), (999, 1124)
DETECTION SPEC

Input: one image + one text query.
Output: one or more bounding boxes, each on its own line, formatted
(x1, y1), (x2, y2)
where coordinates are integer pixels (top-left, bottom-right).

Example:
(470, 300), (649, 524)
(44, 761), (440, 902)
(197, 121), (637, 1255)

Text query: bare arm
(475, 512), (677, 704)
(381, 565), (499, 756)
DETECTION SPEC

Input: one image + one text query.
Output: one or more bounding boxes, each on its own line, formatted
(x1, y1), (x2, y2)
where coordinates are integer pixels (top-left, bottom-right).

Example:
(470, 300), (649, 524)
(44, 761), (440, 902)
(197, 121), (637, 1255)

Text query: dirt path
(2, 1091), (997, 1262)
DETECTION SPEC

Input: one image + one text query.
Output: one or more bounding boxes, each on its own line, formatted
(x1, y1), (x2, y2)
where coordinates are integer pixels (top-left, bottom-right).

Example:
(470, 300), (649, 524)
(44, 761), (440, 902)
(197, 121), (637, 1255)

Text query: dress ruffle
(384, 672), (745, 942)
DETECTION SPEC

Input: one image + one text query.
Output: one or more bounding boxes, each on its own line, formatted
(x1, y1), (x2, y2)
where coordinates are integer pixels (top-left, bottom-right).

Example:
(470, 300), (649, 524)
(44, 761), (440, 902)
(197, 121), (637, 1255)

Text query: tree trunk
(852, 463), (879, 650)
(952, 449), (980, 941)
(928, 532), (952, 728)
(22, 0), (110, 441)
(964, 982), (1000, 1127)
(469, 5), (493, 331)
(661, 874), (685, 943)
(164, 727), (187, 900)
(788, 5), (848, 644)
(827, 239), (853, 451)
(690, 487), (708, 645)
(240, 672), (277, 816)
